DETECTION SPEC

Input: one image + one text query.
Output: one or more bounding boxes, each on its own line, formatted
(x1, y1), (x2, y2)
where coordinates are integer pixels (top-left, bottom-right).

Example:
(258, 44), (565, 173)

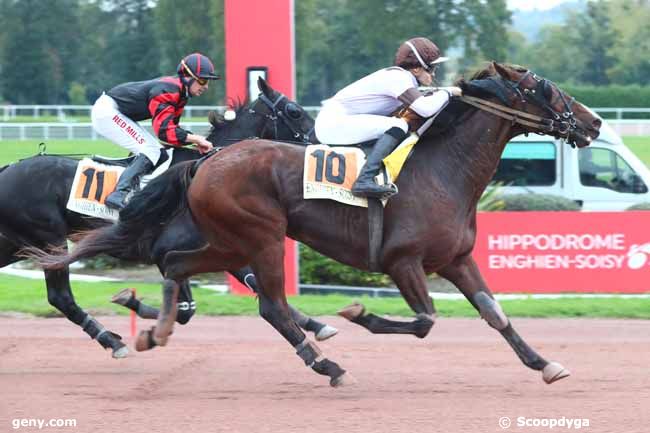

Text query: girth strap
(367, 198), (383, 272)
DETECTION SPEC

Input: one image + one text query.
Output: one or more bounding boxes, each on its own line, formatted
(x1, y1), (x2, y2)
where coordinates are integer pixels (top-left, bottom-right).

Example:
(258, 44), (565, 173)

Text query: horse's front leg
(251, 241), (352, 387)
(112, 279), (196, 324)
(135, 279), (180, 351)
(438, 254), (569, 384)
(45, 267), (129, 358)
(229, 266), (338, 341)
(338, 258), (435, 338)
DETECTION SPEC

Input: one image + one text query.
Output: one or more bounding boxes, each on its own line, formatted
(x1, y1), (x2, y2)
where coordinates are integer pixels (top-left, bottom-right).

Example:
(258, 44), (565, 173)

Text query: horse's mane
(424, 62), (528, 137)
(0, 163), (10, 174)
(206, 98), (251, 138)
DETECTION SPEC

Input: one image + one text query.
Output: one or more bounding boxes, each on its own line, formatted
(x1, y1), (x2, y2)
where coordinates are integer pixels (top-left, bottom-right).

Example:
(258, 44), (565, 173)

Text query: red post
(224, 0), (298, 295)
(130, 288), (137, 338)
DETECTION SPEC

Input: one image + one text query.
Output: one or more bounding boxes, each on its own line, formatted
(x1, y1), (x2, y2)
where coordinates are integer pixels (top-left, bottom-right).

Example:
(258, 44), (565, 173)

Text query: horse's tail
(25, 161), (196, 269)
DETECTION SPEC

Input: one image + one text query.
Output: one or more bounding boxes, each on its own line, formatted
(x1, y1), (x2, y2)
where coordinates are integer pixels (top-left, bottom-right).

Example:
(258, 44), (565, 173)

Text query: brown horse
(35, 63), (601, 387)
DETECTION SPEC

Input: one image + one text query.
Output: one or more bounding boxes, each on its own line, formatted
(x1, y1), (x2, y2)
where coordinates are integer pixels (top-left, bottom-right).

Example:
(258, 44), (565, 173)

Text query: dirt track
(0, 315), (648, 433)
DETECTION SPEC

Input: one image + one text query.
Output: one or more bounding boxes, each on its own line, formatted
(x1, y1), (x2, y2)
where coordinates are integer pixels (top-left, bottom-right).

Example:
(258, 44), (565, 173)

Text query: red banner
(474, 212), (650, 293)
(224, 0), (297, 295)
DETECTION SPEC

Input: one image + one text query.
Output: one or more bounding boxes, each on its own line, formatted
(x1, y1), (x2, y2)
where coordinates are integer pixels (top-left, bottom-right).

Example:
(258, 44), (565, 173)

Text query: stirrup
(104, 192), (127, 210)
(352, 182), (398, 200)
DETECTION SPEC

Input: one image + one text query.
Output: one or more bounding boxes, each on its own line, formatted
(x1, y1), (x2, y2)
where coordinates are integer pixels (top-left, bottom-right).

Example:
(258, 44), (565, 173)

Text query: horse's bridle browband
(459, 71), (577, 139)
(253, 93), (314, 144)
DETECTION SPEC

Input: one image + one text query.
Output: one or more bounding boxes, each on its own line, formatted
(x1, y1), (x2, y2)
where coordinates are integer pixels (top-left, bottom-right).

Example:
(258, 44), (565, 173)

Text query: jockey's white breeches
(315, 101), (408, 145)
(91, 93), (162, 165)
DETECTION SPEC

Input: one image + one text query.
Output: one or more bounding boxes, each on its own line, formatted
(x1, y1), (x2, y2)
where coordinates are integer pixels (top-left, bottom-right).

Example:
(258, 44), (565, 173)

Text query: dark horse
(35, 63), (601, 386)
(2, 79), (338, 358)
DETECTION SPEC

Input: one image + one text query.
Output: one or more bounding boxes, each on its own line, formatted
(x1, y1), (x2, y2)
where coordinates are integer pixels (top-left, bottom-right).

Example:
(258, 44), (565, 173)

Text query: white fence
(1, 104), (323, 121)
(0, 105), (649, 140)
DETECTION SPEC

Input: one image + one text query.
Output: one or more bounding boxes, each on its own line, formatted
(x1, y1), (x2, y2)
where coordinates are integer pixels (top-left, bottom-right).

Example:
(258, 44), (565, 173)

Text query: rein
(459, 71), (578, 139)
(459, 95), (559, 131)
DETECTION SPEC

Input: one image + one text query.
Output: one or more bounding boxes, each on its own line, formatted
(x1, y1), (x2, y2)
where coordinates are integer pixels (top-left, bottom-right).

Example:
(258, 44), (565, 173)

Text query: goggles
(181, 60), (209, 86)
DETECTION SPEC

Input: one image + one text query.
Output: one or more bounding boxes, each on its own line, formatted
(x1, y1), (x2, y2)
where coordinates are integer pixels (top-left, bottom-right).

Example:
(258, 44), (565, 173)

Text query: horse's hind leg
(112, 279), (196, 324)
(251, 242), (351, 387)
(229, 266), (338, 341)
(45, 267), (128, 358)
(0, 233), (21, 267)
(438, 254), (569, 384)
(339, 259), (435, 338)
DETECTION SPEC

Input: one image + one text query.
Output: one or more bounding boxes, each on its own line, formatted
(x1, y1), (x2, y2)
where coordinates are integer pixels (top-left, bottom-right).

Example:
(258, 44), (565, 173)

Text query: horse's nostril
(593, 118), (602, 129)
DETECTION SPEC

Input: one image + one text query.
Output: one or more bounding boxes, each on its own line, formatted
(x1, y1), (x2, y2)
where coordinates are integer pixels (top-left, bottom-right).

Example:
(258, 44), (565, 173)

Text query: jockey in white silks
(315, 37), (462, 198)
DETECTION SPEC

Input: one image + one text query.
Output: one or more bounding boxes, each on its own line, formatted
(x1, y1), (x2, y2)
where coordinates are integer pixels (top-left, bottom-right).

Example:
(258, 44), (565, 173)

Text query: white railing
(1, 104), (323, 121)
(0, 122), (213, 141)
(1, 105), (649, 140)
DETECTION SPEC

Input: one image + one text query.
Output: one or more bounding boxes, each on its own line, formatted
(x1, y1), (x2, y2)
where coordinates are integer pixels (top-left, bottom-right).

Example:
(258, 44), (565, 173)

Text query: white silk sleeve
(409, 90), (451, 118)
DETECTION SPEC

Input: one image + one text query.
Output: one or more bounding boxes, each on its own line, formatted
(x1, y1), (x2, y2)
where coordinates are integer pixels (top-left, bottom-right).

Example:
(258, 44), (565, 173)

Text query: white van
(492, 122), (650, 210)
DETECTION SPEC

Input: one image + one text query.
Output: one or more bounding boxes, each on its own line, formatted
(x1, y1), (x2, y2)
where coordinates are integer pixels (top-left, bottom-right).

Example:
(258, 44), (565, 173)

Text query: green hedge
(626, 202), (650, 210)
(500, 193), (581, 211)
(560, 84), (650, 119)
(299, 244), (392, 287)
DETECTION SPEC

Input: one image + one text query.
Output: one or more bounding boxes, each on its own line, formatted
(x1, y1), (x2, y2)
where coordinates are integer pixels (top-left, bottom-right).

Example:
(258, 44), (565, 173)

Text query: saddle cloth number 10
(306, 148), (360, 189)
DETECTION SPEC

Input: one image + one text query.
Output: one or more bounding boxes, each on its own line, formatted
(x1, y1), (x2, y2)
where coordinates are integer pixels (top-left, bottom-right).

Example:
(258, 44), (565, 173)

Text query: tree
(296, 0), (512, 105)
(608, 0), (650, 85)
(154, 0), (225, 105)
(571, 0), (619, 85)
(0, 0), (80, 103)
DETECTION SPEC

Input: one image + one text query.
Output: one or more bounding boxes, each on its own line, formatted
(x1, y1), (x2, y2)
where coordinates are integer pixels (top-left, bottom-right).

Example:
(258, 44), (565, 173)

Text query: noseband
(460, 71), (578, 140)
(253, 93), (314, 144)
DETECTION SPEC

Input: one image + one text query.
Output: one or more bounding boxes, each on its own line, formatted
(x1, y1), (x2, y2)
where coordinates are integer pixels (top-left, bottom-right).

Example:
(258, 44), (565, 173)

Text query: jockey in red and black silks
(91, 52), (219, 210)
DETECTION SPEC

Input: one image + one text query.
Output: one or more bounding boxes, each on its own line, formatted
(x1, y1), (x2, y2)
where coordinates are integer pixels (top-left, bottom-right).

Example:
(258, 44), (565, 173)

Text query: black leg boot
(351, 127), (407, 199)
(105, 153), (154, 210)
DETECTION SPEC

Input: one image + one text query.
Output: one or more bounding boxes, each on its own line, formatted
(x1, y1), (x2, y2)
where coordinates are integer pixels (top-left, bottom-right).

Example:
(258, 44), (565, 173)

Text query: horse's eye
(285, 103), (303, 120)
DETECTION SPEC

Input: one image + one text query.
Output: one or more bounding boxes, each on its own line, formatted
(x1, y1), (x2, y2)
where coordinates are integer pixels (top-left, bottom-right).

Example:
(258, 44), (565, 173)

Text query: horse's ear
(492, 62), (515, 80)
(208, 110), (224, 127)
(257, 77), (271, 96)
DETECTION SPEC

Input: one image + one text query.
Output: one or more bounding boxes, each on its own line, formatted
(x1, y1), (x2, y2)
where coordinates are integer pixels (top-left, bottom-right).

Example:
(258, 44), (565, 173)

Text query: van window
(579, 148), (648, 193)
(493, 141), (556, 186)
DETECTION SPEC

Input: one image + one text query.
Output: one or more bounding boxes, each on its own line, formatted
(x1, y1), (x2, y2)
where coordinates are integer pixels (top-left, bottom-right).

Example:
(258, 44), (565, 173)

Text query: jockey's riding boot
(351, 127), (406, 199)
(105, 154), (154, 210)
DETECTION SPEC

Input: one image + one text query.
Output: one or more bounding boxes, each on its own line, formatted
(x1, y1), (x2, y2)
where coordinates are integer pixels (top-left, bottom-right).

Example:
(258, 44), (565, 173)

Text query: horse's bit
(253, 93), (314, 144)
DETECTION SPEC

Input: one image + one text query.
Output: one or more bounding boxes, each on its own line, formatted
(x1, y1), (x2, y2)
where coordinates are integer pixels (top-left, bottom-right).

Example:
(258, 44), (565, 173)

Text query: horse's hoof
(134, 330), (156, 352)
(338, 303), (365, 321)
(330, 372), (356, 387)
(542, 361), (570, 384)
(111, 288), (134, 306)
(112, 345), (130, 359)
(315, 325), (339, 341)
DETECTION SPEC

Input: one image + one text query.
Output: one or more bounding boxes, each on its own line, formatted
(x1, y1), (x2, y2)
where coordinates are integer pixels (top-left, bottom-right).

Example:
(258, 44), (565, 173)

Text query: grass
(624, 136), (650, 166)
(2, 136), (650, 168)
(0, 139), (128, 165)
(0, 115), (209, 123)
(1, 274), (649, 319)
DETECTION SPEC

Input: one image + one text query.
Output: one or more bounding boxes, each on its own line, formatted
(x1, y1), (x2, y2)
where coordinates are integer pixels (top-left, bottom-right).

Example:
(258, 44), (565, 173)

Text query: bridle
(251, 93), (314, 144)
(459, 71), (578, 141)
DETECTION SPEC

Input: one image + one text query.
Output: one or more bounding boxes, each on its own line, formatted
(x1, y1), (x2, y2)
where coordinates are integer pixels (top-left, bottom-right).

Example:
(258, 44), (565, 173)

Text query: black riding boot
(351, 127), (406, 199)
(105, 154), (154, 210)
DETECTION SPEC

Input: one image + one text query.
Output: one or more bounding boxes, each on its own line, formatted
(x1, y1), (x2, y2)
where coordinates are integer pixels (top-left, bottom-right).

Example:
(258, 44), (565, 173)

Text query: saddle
(91, 147), (170, 169)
